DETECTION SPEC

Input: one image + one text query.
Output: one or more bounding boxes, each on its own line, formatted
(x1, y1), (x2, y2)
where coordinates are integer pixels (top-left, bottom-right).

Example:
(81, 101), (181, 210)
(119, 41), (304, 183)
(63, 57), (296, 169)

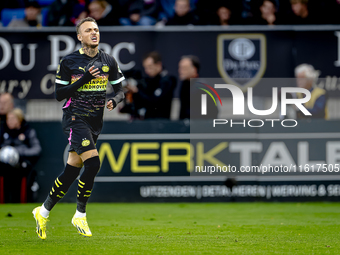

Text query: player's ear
(77, 33), (82, 42)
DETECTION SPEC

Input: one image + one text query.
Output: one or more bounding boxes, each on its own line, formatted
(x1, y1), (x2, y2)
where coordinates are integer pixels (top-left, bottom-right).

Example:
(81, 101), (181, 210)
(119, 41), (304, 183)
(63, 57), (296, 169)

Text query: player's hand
(106, 99), (117, 111)
(88, 65), (100, 78)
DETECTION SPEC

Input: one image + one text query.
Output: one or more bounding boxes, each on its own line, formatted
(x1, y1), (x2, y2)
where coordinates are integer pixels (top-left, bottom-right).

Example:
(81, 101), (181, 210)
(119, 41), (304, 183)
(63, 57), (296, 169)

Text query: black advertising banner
(29, 120), (340, 202)
(1, 27), (340, 99)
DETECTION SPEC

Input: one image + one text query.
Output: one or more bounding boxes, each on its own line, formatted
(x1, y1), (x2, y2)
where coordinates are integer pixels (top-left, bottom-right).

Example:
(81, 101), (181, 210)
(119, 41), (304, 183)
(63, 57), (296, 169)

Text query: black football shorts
(62, 115), (98, 155)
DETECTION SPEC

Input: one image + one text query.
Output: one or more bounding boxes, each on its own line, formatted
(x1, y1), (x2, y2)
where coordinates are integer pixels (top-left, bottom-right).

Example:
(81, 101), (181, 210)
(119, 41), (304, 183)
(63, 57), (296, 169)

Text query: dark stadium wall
(1, 28), (340, 99)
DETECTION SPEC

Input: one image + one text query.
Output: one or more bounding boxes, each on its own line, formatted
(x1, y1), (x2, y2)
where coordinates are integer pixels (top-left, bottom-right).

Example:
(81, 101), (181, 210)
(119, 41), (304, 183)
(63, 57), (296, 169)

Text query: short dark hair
(143, 51), (162, 63)
(25, 0), (40, 8)
(290, 0), (308, 4)
(76, 17), (98, 34)
(263, 0), (277, 7)
(181, 55), (200, 73)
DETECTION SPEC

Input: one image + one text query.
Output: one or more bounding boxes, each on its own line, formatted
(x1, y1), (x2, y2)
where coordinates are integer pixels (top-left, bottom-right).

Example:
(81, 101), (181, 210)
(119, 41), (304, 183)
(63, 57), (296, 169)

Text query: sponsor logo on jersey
(57, 64), (60, 74)
(79, 66), (86, 72)
(102, 65), (109, 72)
(72, 74), (108, 91)
(82, 139), (90, 147)
(217, 34), (267, 92)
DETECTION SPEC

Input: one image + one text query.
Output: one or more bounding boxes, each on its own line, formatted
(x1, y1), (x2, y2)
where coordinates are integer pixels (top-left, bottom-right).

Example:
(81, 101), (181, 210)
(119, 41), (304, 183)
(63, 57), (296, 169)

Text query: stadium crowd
(0, 93), (41, 203)
(1, 0), (340, 27)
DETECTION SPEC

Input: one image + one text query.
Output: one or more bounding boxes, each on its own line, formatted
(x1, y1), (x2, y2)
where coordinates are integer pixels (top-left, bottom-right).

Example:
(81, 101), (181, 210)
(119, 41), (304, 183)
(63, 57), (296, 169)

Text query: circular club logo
(228, 38), (255, 61)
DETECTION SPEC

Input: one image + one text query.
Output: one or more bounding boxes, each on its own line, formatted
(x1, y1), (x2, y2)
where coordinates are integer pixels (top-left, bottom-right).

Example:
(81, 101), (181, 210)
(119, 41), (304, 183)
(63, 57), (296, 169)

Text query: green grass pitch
(0, 203), (339, 254)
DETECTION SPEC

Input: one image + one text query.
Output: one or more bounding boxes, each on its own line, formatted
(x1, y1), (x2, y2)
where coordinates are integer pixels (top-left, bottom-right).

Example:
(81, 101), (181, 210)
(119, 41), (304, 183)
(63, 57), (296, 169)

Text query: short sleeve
(108, 58), (125, 86)
(55, 59), (71, 86)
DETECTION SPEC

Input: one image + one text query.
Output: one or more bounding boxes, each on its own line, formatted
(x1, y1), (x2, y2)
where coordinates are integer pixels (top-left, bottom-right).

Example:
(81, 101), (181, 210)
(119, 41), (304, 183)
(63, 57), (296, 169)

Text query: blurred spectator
(126, 51), (176, 119)
(0, 108), (41, 203)
(259, 0), (277, 25)
(118, 69), (143, 119)
(0, 93), (14, 122)
(214, 5), (233, 26)
(288, 0), (318, 24)
(8, 0), (42, 27)
(120, 0), (161, 26)
(195, 0), (241, 25)
(250, 0), (284, 25)
(295, 64), (328, 119)
(178, 55), (218, 119)
(160, 0), (197, 20)
(178, 55), (199, 119)
(89, 0), (120, 26)
(0, 93), (14, 143)
(47, 0), (90, 26)
(166, 0), (199, 25)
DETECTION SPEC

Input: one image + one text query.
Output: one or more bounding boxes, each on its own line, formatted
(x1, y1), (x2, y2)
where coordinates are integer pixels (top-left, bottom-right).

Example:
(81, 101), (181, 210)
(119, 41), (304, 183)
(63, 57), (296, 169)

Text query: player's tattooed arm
(55, 66), (100, 101)
(106, 83), (125, 111)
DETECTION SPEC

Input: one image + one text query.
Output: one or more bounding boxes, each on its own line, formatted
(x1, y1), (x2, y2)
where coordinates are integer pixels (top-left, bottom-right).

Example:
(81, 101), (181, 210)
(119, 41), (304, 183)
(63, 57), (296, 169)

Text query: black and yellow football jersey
(55, 48), (124, 134)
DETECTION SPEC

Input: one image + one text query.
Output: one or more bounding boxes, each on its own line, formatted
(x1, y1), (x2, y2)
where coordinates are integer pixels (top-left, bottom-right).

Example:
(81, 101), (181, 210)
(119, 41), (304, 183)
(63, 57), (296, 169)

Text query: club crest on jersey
(82, 139), (90, 147)
(102, 65), (109, 72)
(217, 34), (267, 92)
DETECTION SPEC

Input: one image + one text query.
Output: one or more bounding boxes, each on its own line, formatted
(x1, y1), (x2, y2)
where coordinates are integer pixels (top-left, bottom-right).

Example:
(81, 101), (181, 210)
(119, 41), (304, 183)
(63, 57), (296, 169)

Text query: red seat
(0, 176), (27, 203)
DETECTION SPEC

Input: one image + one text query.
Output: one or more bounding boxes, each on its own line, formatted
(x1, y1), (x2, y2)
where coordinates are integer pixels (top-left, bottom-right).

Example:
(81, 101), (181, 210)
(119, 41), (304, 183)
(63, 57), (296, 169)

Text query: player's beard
(89, 42), (99, 49)
(82, 36), (99, 49)
(84, 42), (98, 49)
(82, 41), (99, 57)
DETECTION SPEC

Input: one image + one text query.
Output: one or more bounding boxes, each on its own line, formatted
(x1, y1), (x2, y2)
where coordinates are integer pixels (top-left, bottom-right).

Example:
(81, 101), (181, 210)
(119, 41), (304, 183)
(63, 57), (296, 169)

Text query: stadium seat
(37, 0), (55, 7)
(1, 8), (25, 27)
(1, 8), (49, 27)
(0, 175), (27, 203)
(0, 176), (3, 204)
(20, 176), (27, 203)
(41, 8), (49, 26)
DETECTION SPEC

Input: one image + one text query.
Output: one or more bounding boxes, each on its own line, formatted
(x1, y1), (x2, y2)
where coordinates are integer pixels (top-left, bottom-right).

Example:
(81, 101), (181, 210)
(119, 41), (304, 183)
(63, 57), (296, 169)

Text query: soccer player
(32, 17), (125, 239)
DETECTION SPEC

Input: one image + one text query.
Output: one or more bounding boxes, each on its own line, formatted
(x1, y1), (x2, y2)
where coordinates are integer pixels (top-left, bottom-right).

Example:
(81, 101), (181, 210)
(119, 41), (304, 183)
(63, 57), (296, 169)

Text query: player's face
(78, 22), (100, 48)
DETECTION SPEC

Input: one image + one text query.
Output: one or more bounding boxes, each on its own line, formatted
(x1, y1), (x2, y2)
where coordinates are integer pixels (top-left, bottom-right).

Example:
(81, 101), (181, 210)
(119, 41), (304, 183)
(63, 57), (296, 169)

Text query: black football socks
(76, 156), (101, 213)
(43, 164), (81, 211)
